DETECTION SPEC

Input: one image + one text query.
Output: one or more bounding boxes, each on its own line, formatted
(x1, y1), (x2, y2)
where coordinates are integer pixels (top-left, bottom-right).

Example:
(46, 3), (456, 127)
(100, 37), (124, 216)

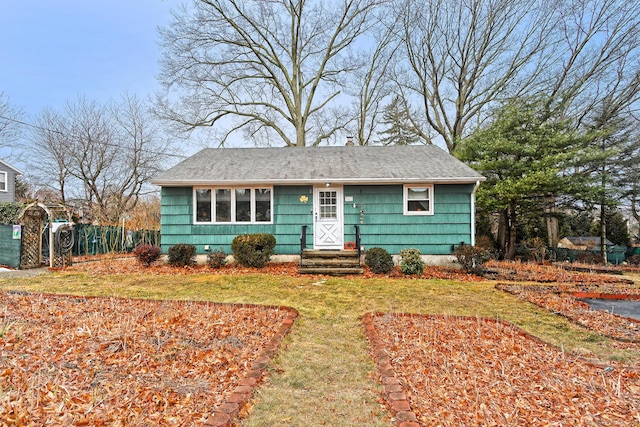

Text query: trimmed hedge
(207, 249), (228, 269)
(168, 244), (196, 267)
(231, 234), (276, 268)
(365, 247), (394, 274)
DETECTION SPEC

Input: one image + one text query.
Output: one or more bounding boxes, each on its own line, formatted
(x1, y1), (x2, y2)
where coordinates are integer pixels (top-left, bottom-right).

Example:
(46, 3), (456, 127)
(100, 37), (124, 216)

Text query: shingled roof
(152, 145), (485, 186)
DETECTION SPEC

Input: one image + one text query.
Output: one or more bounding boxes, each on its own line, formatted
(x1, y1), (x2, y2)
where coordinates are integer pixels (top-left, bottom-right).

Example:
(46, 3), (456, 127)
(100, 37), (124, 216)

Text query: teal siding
(160, 186), (313, 255)
(343, 184), (474, 255)
(160, 183), (474, 256)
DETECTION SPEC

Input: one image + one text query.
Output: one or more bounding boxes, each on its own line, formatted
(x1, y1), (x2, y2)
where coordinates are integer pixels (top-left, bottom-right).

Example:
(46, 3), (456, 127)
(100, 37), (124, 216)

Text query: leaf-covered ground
(4, 257), (640, 425)
(497, 283), (640, 346)
(485, 260), (635, 286)
(0, 292), (295, 426)
(368, 314), (640, 426)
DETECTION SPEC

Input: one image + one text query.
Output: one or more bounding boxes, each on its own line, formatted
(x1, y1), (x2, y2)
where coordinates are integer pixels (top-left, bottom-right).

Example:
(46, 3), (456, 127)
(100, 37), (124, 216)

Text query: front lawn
(1, 258), (639, 426)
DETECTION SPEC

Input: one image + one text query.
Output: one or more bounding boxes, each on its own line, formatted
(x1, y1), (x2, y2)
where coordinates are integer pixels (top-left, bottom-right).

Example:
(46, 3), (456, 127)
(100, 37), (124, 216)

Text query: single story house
(151, 145), (485, 264)
(0, 158), (23, 202)
(557, 236), (614, 251)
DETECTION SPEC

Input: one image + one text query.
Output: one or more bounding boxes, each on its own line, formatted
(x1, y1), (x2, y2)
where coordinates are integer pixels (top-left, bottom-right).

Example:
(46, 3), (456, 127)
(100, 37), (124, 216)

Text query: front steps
(299, 249), (363, 275)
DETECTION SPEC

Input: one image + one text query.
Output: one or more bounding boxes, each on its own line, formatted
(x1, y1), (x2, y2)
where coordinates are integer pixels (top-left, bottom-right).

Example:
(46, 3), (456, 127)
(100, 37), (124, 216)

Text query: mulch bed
(365, 313), (640, 427)
(64, 256), (482, 282)
(0, 291), (297, 426)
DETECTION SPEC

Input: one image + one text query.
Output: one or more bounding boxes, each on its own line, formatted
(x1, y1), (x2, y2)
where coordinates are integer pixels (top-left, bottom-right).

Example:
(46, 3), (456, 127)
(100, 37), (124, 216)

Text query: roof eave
(151, 177), (486, 187)
(0, 159), (24, 175)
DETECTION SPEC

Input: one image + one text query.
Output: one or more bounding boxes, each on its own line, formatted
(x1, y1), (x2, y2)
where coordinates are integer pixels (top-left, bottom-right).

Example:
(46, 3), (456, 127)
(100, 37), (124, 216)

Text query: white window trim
(0, 172), (7, 192)
(403, 184), (434, 216)
(193, 186), (273, 224)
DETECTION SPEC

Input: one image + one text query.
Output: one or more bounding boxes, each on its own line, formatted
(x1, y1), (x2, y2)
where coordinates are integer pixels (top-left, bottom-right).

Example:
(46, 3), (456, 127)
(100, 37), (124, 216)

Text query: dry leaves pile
(485, 261), (633, 286)
(497, 283), (640, 346)
(362, 265), (484, 282)
(66, 257), (303, 278)
(0, 292), (293, 426)
(371, 314), (640, 426)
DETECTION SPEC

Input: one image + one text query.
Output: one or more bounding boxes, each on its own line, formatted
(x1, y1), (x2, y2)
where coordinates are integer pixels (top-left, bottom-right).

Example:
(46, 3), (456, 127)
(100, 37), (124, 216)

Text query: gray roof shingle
(152, 145), (485, 186)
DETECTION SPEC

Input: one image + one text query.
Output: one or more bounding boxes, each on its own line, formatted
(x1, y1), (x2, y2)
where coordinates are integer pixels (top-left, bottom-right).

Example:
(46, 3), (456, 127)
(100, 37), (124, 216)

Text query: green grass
(1, 272), (638, 426)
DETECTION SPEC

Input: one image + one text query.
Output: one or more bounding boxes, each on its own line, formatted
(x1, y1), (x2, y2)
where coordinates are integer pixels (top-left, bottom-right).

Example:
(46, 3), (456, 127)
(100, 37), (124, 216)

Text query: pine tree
(377, 96), (420, 145)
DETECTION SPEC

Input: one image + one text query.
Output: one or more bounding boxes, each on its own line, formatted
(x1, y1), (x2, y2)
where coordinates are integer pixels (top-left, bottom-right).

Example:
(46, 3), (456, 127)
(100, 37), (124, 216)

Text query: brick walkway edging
(202, 305), (299, 427)
(362, 312), (421, 427)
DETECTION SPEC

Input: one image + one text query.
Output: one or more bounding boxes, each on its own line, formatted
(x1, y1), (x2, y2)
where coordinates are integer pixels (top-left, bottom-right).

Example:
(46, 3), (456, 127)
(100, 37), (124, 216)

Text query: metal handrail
(355, 225), (361, 266)
(299, 225), (308, 266)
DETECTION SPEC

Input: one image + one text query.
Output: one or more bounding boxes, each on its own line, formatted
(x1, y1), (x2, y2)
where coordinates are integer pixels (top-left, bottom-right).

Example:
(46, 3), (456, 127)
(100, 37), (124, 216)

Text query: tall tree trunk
(600, 157), (608, 263)
(497, 210), (508, 259)
(544, 195), (559, 247)
(600, 206), (608, 264)
(505, 205), (517, 260)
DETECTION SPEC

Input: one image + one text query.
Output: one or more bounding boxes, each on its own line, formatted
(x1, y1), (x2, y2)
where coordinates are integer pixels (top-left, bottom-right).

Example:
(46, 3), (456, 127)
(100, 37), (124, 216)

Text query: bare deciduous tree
(347, 6), (400, 146)
(0, 92), (24, 153)
(30, 108), (72, 204)
(156, 0), (385, 147)
(400, 0), (552, 153)
(547, 0), (640, 122)
(28, 95), (171, 224)
(400, 0), (640, 154)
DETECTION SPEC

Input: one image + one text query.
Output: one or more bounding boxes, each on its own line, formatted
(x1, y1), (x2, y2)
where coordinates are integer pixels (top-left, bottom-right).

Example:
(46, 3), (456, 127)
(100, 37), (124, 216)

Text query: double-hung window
(195, 187), (272, 224)
(404, 185), (433, 215)
(0, 172), (7, 192)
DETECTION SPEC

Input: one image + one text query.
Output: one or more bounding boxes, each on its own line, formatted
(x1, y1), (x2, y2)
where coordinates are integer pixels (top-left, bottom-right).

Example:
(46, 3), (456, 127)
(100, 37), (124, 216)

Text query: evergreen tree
(558, 211), (595, 238)
(581, 101), (635, 261)
(590, 208), (630, 246)
(456, 97), (593, 260)
(377, 96), (420, 145)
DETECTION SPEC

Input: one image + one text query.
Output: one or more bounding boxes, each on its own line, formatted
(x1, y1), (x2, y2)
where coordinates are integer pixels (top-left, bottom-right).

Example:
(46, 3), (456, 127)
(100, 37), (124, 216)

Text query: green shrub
(455, 244), (492, 275)
(0, 202), (26, 225)
(364, 247), (394, 274)
(399, 248), (425, 276)
(168, 244), (196, 267)
(231, 234), (276, 268)
(132, 244), (162, 267)
(207, 249), (228, 269)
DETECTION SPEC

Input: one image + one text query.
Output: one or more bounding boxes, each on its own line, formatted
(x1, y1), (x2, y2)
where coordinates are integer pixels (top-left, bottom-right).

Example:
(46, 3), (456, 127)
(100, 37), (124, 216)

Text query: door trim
(313, 185), (344, 249)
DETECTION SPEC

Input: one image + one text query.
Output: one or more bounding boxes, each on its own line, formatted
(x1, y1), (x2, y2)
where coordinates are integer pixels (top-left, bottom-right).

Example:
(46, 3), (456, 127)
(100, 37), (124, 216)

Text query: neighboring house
(557, 236), (613, 251)
(0, 158), (23, 202)
(151, 145), (485, 263)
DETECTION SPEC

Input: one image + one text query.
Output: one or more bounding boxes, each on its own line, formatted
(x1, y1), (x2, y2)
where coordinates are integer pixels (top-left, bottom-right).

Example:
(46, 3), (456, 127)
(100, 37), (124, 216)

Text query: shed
(557, 236), (614, 251)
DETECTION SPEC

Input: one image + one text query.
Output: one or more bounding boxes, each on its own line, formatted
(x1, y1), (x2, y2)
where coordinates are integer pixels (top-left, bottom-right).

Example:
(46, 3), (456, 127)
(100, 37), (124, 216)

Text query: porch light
(325, 182), (331, 187)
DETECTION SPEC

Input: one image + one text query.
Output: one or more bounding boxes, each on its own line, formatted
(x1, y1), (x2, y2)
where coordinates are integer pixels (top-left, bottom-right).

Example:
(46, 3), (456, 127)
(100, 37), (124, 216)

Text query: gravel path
(0, 267), (50, 279)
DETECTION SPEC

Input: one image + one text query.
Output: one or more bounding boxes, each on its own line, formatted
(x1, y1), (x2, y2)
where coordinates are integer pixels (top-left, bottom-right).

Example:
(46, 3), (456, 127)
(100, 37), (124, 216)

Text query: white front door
(313, 186), (344, 249)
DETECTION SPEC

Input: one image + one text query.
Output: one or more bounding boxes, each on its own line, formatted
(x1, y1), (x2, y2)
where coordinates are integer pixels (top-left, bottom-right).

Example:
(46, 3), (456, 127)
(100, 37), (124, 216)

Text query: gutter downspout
(471, 181), (480, 246)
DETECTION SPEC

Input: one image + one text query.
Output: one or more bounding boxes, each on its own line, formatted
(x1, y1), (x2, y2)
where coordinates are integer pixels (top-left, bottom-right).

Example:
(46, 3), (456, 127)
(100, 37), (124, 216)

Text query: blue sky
(0, 0), (179, 117)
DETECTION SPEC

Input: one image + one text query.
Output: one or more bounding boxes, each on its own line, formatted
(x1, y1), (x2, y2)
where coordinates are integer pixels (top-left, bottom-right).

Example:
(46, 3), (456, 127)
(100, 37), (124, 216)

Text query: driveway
(580, 298), (640, 321)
